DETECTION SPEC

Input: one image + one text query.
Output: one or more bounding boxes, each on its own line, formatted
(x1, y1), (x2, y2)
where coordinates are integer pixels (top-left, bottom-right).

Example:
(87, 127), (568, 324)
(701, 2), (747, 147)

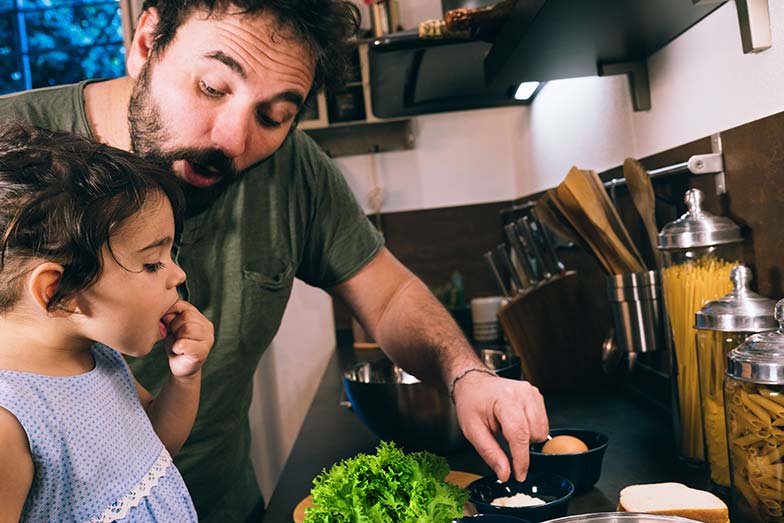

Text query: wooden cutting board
(292, 470), (481, 522)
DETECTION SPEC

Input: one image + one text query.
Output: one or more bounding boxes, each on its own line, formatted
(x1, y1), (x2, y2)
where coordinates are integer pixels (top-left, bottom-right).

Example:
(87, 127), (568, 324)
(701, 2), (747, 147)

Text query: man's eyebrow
(205, 50), (246, 79)
(204, 50), (306, 109)
(275, 91), (305, 110)
(137, 236), (173, 253)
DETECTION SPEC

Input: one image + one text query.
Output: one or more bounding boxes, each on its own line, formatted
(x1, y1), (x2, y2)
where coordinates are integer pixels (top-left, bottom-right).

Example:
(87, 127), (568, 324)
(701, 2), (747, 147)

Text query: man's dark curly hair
(139, 0), (361, 90)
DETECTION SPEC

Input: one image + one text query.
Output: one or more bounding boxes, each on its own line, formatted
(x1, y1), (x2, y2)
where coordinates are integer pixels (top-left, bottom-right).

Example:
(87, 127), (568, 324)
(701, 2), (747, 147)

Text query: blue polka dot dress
(0, 343), (198, 522)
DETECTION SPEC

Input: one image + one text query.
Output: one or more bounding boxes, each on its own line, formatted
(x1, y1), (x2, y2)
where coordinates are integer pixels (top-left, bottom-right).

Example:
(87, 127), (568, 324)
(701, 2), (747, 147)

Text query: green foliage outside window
(0, 0), (125, 94)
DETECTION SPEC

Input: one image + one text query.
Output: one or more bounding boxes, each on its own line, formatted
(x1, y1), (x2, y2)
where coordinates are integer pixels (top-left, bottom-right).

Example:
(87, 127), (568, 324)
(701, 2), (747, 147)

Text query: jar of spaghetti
(695, 265), (775, 492)
(658, 188), (743, 463)
(726, 300), (784, 523)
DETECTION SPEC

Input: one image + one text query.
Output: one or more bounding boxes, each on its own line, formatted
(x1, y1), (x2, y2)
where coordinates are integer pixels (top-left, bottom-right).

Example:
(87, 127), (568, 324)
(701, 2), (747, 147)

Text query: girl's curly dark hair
(0, 120), (184, 313)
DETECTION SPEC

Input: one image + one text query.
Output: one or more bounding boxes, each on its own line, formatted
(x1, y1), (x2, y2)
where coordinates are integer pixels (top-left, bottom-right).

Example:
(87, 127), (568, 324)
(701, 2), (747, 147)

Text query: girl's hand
(161, 300), (214, 379)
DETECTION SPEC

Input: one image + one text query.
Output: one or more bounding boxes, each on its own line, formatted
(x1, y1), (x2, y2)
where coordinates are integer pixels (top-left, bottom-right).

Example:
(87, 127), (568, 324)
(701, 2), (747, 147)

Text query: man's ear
(126, 7), (159, 78)
(27, 262), (68, 314)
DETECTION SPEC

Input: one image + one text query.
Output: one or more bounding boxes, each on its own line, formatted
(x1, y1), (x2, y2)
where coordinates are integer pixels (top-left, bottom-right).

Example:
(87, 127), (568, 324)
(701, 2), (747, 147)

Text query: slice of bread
(618, 483), (729, 523)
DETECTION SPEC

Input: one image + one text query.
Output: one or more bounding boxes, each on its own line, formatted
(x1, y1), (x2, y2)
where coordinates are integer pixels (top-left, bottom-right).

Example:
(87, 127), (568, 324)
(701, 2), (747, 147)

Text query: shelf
(366, 1), (727, 117)
(485, 0), (727, 88)
(304, 119), (415, 158)
(368, 30), (532, 118)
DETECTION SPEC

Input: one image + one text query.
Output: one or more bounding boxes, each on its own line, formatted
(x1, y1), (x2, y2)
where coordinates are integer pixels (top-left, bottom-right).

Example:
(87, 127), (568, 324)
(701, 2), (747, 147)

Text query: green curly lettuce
(304, 441), (468, 523)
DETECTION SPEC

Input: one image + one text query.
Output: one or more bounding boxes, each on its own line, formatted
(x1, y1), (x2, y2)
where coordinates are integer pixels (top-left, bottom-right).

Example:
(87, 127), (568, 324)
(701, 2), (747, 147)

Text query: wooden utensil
(578, 168), (647, 271)
(557, 167), (646, 274)
(552, 181), (617, 274)
(535, 191), (583, 247)
(537, 190), (612, 274)
(292, 470), (482, 522)
(623, 157), (661, 268)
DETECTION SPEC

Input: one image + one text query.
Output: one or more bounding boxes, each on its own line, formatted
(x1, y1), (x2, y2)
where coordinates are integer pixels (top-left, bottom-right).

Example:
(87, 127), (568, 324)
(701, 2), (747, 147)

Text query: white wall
(248, 280), (335, 502)
(336, 108), (522, 213)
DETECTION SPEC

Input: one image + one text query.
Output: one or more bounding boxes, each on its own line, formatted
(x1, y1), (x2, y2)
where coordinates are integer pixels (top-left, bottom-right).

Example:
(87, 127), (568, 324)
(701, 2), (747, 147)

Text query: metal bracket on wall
(604, 132), (727, 195)
(598, 61), (651, 112)
(706, 133), (726, 195)
(693, 0), (771, 53)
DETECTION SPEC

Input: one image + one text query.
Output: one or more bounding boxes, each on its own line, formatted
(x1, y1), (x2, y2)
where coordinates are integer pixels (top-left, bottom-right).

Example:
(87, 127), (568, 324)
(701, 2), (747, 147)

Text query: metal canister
(694, 266), (776, 492)
(658, 188), (743, 463)
(606, 271), (666, 356)
(725, 300), (784, 523)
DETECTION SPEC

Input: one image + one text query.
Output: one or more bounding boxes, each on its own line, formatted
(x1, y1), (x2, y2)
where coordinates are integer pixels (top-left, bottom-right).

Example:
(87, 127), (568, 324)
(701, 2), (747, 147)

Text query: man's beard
(128, 61), (243, 215)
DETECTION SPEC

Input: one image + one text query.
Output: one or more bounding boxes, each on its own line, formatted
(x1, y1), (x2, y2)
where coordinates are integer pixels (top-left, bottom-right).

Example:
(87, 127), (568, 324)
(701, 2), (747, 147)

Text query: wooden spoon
(623, 158), (661, 268)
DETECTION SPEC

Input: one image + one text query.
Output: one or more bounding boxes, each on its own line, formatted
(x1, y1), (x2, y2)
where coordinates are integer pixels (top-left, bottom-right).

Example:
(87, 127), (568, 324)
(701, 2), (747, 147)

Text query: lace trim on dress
(89, 447), (173, 523)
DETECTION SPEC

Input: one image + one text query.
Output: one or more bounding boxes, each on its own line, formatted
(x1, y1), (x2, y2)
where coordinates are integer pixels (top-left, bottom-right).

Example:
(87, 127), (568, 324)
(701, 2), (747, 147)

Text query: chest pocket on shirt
(240, 258), (295, 348)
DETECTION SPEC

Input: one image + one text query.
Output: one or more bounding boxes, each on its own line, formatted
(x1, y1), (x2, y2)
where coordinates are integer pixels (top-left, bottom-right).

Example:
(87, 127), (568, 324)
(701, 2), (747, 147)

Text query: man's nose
(210, 113), (251, 159)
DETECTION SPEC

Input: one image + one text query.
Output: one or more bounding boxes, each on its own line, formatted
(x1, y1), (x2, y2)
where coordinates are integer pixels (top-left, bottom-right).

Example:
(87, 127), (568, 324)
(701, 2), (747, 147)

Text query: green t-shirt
(0, 81), (384, 521)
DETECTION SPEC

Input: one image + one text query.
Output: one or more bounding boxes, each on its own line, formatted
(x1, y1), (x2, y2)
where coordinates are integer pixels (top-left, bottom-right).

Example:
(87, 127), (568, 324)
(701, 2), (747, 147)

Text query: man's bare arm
(331, 247), (549, 481)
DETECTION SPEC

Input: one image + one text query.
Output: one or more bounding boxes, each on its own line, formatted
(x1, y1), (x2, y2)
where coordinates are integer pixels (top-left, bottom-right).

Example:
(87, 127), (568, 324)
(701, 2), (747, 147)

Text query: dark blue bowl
(529, 428), (608, 493)
(465, 472), (574, 522)
(456, 516), (531, 523)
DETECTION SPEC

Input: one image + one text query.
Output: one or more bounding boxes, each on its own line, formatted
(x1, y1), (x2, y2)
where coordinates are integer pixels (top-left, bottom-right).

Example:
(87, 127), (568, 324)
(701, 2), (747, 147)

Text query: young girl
(0, 121), (214, 521)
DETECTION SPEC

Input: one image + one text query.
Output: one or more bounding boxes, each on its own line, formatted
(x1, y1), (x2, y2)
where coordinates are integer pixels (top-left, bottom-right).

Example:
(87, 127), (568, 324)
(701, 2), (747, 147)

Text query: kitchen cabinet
(300, 42), (415, 158)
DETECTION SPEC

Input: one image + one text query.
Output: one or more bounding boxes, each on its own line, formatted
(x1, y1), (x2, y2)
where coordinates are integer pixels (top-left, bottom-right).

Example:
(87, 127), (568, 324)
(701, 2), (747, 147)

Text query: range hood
(368, 0), (726, 119)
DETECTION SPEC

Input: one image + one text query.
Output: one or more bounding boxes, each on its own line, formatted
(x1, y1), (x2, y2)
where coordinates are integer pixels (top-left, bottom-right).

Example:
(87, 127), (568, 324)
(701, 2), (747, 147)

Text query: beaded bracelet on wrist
(448, 367), (497, 404)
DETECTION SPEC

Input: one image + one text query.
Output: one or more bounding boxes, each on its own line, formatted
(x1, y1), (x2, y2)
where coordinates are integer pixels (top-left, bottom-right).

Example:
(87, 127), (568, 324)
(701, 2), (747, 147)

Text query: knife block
(498, 271), (600, 391)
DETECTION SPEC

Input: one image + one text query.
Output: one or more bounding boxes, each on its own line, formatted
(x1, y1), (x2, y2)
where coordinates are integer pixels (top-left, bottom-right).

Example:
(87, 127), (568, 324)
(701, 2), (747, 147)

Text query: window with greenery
(0, 0), (125, 95)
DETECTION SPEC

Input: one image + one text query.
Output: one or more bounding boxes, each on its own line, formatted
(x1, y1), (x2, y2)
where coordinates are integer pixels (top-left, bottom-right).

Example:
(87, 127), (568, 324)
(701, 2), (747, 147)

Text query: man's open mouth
(177, 160), (223, 188)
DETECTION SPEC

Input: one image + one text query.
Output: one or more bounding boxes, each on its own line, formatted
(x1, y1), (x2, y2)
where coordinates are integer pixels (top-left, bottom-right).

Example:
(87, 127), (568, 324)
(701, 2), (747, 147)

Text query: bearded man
(0, 1), (549, 520)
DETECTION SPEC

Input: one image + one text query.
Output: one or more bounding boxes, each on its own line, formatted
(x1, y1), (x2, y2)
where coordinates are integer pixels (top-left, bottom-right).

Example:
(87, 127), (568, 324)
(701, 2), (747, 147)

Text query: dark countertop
(263, 343), (709, 522)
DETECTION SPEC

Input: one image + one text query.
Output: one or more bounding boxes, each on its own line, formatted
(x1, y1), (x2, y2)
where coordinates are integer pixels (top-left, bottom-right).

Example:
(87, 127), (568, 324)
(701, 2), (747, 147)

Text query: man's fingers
(528, 388), (550, 442)
(496, 401), (531, 482)
(462, 419), (511, 482)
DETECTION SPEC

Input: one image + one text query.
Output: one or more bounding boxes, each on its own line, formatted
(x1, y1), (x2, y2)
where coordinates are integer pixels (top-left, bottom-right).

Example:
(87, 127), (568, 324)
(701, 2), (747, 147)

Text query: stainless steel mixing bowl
(343, 349), (521, 453)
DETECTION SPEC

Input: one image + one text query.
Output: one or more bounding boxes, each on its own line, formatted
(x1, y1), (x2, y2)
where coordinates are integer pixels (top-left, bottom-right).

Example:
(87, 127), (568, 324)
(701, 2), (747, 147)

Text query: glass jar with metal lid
(658, 188), (743, 463)
(695, 265), (776, 491)
(725, 299), (784, 523)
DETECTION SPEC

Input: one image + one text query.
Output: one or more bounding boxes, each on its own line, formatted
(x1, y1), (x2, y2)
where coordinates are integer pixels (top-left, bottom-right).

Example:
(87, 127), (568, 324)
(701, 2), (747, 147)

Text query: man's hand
(161, 300), (214, 379)
(452, 370), (549, 482)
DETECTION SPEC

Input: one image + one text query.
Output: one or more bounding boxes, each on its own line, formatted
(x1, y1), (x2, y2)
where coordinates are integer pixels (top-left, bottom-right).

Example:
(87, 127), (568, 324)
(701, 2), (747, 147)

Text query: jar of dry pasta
(726, 300), (784, 523)
(659, 188), (743, 464)
(695, 265), (776, 493)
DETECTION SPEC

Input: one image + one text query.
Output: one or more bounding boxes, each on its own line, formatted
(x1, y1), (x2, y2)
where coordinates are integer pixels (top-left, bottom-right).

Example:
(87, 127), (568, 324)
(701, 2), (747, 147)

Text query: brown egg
(541, 435), (589, 454)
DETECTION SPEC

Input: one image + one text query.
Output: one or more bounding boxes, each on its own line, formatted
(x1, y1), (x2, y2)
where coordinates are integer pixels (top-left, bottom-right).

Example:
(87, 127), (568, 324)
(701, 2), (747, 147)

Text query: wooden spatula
(559, 167), (646, 274)
(554, 180), (629, 274)
(577, 168), (647, 271)
(623, 158), (661, 268)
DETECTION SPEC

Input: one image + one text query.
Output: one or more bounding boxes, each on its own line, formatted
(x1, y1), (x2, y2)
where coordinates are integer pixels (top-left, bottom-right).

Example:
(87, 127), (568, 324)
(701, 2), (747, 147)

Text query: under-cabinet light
(514, 81), (541, 100)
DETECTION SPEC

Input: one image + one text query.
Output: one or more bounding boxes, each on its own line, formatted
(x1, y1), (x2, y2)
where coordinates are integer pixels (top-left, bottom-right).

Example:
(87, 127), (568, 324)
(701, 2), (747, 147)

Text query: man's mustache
(148, 148), (241, 181)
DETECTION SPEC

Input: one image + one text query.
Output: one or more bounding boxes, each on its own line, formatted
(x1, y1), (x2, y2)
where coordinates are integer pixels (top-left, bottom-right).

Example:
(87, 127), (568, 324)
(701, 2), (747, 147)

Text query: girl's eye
(199, 80), (225, 98)
(143, 262), (166, 273)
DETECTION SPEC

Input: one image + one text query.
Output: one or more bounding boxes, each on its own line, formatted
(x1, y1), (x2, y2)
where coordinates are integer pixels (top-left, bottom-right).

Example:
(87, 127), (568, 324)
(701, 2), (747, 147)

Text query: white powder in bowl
(491, 492), (546, 507)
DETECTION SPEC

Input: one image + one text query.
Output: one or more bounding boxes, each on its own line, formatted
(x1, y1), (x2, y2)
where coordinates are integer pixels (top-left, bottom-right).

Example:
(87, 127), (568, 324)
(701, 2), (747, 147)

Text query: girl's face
(75, 193), (185, 357)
